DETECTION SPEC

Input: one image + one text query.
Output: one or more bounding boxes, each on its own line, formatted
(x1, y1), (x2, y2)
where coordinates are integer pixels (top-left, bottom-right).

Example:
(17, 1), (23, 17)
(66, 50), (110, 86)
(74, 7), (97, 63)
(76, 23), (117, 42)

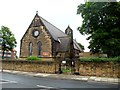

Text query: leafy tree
(0, 26), (17, 59)
(77, 2), (120, 57)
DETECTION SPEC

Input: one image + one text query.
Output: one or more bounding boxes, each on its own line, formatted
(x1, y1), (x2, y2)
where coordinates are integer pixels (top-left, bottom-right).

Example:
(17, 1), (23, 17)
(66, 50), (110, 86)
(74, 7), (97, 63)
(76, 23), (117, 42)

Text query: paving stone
(95, 77), (102, 81)
(81, 77), (89, 81)
(101, 77), (108, 82)
(3, 70), (12, 73)
(108, 78), (115, 82)
(114, 78), (119, 83)
(20, 72), (29, 74)
(89, 76), (97, 81)
(34, 73), (51, 77)
(72, 77), (82, 80)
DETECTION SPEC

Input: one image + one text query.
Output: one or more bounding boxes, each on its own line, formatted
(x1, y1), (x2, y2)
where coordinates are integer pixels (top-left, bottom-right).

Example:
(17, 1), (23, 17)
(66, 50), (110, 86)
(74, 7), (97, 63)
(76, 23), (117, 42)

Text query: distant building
(20, 12), (82, 59)
(0, 49), (17, 60)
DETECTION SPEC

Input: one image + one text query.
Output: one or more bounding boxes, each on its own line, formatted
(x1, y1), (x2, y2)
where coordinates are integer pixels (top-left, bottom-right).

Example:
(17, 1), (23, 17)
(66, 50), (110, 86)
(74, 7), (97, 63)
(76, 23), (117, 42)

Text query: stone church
(20, 12), (82, 60)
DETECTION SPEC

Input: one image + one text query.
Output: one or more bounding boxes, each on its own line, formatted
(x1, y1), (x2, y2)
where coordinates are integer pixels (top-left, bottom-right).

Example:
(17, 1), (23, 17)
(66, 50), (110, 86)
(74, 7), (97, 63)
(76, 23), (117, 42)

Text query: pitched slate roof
(57, 37), (82, 52)
(58, 36), (71, 52)
(38, 14), (82, 52)
(38, 15), (67, 41)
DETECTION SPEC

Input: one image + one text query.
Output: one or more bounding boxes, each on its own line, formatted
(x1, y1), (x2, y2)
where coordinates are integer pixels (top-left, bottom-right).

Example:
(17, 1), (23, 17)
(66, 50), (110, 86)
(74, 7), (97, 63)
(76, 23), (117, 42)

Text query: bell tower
(65, 26), (75, 74)
(65, 26), (73, 39)
(65, 26), (74, 58)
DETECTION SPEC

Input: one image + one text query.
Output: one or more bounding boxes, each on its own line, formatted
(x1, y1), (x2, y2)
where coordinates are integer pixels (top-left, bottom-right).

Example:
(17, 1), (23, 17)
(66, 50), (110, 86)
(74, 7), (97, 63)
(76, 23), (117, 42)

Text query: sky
(0, 0), (90, 56)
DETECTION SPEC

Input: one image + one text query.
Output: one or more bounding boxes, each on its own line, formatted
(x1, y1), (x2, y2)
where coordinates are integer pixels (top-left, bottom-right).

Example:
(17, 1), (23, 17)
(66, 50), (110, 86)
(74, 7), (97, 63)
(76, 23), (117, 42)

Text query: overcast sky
(0, 0), (90, 56)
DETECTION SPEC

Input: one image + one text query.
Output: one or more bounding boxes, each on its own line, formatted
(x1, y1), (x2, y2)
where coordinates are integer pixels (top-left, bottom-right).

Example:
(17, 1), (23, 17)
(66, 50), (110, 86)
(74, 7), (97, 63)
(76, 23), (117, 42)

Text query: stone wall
(80, 52), (107, 58)
(79, 62), (120, 78)
(1, 60), (120, 78)
(2, 60), (59, 73)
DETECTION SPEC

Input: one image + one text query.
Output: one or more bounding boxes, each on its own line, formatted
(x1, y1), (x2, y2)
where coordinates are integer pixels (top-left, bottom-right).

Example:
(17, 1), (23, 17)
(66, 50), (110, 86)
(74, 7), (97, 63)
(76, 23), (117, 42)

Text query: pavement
(1, 70), (120, 84)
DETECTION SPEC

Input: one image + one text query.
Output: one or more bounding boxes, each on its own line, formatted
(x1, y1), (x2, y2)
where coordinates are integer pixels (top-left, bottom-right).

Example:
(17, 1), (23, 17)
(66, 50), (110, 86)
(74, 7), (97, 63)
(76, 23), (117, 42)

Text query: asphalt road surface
(1, 72), (119, 90)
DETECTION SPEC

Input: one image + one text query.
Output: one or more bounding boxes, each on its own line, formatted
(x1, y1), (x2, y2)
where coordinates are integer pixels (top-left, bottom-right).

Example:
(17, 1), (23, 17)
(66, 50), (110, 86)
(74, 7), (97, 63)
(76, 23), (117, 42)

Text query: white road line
(0, 79), (17, 84)
(37, 85), (54, 89)
(0, 82), (9, 84)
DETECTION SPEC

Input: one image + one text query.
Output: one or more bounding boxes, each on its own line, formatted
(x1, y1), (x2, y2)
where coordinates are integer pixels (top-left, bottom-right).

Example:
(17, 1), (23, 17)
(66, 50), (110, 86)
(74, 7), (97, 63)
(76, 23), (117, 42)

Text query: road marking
(37, 85), (67, 90)
(0, 79), (17, 84)
(37, 85), (54, 89)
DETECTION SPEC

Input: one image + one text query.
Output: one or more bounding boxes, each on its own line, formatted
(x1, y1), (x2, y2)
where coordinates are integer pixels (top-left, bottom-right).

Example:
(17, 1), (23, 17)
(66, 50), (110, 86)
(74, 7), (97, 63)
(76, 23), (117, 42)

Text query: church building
(20, 12), (82, 60)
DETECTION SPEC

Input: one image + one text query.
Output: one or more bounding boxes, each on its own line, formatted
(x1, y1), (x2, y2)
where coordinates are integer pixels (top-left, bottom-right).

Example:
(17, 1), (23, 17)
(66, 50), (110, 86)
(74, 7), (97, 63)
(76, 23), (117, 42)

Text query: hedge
(80, 57), (120, 62)
(26, 56), (41, 61)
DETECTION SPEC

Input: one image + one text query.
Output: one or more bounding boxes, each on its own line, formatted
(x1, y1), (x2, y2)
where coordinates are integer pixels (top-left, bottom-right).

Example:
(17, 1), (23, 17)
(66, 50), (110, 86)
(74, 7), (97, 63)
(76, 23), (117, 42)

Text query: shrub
(80, 57), (120, 62)
(26, 56), (41, 61)
(62, 69), (71, 73)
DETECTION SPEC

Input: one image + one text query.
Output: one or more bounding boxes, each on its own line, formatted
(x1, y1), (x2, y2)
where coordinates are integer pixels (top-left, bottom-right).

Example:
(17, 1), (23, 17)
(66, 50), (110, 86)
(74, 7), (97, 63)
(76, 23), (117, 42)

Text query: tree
(0, 26), (17, 59)
(77, 2), (120, 57)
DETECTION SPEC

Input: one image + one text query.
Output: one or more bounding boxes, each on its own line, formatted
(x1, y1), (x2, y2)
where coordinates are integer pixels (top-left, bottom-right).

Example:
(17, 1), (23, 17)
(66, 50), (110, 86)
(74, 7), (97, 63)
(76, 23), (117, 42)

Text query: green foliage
(62, 68), (71, 73)
(77, 2), (120, 57)
(0, 26), (17, 59)
(26, 56), (41, 60)
(80, 57), (120, 62)
(0, 26), (17, 50)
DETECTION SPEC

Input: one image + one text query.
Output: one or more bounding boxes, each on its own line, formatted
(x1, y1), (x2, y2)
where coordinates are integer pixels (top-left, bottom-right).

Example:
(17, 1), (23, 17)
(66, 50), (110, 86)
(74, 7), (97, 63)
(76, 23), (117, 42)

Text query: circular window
(33, 29), (39, 37)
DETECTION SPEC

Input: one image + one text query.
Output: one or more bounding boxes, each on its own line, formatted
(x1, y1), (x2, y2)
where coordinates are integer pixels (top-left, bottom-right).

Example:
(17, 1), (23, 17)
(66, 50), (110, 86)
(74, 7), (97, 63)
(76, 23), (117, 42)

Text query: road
(1, 72), (119, 90)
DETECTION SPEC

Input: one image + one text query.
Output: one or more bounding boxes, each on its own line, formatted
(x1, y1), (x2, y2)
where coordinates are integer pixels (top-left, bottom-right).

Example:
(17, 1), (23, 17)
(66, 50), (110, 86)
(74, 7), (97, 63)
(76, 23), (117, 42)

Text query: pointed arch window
(38, 41), (42, 56)
(29, 42), (33, 56)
